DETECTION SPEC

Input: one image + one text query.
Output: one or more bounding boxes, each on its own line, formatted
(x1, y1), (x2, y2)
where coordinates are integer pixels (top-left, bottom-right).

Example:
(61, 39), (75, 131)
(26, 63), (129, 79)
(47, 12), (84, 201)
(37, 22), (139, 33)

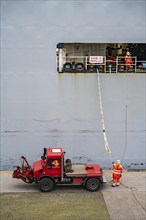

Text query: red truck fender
(37, 175), (55, 183)
(83, 177), (103, 186)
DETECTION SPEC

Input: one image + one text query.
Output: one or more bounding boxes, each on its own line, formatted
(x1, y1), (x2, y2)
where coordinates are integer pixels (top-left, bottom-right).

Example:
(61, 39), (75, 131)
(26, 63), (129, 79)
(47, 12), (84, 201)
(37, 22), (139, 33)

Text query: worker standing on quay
(112, 160), (123, 187)
(125, 52), (132, 71)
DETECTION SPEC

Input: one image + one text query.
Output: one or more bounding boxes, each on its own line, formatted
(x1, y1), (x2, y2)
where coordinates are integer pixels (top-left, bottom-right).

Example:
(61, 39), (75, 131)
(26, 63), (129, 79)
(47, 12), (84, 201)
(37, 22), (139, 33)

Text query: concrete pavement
(0, 171), (38, 193)
(102, 170), (146, 220)
(0, 170), (146, 220)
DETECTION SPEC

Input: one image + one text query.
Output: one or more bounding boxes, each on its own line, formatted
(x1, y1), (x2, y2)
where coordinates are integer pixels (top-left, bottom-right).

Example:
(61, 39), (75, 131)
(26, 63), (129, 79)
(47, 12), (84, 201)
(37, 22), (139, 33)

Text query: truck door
(46, 159), (61, 177)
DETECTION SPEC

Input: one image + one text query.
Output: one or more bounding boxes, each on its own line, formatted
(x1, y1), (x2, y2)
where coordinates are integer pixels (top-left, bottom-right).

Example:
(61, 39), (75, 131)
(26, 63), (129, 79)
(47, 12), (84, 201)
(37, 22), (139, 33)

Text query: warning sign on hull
(89, 56), (103, 64)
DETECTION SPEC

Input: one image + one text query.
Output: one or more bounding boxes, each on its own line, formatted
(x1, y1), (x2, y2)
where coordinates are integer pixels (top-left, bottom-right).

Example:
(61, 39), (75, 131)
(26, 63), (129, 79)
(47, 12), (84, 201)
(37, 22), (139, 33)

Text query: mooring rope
(97, 69), (112, 158)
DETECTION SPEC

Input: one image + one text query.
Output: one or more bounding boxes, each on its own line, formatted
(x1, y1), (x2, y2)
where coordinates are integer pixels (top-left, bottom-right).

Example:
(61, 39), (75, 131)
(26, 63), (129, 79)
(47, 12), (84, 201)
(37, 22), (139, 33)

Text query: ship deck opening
(56, 43), (146, 74)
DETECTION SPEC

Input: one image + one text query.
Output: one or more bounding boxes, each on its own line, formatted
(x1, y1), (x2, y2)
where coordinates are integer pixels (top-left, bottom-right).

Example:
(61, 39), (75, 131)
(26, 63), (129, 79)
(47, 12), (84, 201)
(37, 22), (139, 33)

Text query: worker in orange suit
(125, 52), (132, 71)
(52, 159), (60, 166)
(112, 160), (123, 187)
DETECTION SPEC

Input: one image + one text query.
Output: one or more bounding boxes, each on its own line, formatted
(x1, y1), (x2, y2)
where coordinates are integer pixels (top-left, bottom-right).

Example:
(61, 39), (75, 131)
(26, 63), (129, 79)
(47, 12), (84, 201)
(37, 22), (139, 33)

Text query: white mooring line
(97, 70), (112, 157)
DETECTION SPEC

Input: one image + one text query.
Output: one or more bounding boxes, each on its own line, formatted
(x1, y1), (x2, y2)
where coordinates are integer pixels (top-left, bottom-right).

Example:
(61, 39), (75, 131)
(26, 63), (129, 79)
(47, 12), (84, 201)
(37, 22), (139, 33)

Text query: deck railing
(57, 55), (146, 73)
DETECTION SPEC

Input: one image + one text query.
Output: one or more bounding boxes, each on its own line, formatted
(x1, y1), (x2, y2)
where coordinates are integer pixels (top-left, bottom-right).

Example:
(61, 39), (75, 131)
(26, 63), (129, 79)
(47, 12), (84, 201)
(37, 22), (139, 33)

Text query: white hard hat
(117, 160), (120, 163)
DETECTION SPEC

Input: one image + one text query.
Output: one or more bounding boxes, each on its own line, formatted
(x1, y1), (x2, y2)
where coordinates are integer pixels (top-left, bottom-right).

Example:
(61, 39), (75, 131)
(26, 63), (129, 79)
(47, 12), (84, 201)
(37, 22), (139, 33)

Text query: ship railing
(62, 56), (107, 73)
(116, 57), (146, 73)
(57, 55), (146, 73)
(134, 60), (146, 73)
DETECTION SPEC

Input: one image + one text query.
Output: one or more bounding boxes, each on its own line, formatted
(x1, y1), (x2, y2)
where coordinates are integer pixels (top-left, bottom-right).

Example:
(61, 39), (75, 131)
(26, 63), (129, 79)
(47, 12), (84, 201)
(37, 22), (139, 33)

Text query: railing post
(104, 56), (106, 73)
(58, 49), (63, 72)
(135, 56), (137, 73)
(85, 56), (88, 71)
(116, 56), (118, 73)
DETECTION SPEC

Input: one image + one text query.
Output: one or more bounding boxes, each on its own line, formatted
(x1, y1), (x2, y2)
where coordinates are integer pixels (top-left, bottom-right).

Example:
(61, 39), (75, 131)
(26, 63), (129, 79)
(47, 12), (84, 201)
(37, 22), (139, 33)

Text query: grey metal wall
(1, 0), (146, 73)
(1, 0), (146, 170)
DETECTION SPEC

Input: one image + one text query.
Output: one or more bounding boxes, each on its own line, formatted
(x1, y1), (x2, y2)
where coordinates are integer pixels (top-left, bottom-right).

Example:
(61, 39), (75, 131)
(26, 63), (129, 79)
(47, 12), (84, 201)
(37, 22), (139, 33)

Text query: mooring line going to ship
(96, 69), (113, 161)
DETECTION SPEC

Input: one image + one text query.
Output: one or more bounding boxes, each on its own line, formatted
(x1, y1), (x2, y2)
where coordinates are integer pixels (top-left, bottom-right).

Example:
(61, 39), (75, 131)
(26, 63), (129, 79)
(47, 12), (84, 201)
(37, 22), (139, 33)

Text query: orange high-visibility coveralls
(125, 55), (132, 70)
(112, 162), (123, 186)
(52, 160), (60, 166)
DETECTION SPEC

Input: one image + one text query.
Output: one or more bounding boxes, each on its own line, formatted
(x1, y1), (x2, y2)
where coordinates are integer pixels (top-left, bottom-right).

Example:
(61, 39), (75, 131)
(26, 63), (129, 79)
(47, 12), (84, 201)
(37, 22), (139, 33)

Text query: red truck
(13, 147), (106, 192)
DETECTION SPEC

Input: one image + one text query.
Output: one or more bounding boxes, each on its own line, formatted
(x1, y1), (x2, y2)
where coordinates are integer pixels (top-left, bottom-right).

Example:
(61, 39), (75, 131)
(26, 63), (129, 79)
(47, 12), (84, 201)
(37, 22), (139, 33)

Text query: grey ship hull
(1, 1), (145, 170)
(1, 73), (145, 170)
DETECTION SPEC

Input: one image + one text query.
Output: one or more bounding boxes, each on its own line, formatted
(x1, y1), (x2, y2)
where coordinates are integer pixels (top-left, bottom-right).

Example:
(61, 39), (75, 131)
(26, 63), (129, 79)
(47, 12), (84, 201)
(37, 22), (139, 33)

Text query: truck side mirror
(41, 156), (46, 160)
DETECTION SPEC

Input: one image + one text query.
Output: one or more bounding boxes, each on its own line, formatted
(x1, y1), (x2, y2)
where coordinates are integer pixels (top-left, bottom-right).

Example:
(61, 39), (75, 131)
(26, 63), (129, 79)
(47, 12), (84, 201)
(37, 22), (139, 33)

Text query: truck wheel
(85, 178), (101, 192)
(39, 178), (55, 192)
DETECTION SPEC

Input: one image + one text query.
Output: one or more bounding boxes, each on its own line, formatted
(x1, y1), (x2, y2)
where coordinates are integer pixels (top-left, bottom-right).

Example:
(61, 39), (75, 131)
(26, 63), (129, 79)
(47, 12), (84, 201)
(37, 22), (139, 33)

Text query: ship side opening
(56, 43), (146, 74)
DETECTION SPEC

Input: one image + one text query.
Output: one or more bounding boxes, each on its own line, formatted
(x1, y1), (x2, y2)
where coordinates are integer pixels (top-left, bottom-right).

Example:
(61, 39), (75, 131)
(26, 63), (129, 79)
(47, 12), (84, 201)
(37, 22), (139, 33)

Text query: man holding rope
(112, 160), (123, 187)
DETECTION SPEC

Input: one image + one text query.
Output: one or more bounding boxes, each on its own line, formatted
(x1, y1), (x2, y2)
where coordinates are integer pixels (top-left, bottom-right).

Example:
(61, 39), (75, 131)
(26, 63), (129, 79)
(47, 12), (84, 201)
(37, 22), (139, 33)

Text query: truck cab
(33, 148), (63, 179)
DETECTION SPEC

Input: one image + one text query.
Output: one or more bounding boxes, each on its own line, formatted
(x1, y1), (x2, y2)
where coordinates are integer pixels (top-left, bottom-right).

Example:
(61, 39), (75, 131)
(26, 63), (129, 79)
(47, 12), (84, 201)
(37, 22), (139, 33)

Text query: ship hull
(1, 73), (145, 170)
(1, 1), (145, 170)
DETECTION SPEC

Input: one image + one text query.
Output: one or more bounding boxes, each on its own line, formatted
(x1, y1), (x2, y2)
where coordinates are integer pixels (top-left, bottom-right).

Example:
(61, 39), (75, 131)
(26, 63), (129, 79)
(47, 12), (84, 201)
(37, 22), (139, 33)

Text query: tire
(39, 178), (55, 192)
(85, 178), (101, 192)
(66, 159), (71, 164)
(63, 62), (72, 72)
(75, 63), (85, 72)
